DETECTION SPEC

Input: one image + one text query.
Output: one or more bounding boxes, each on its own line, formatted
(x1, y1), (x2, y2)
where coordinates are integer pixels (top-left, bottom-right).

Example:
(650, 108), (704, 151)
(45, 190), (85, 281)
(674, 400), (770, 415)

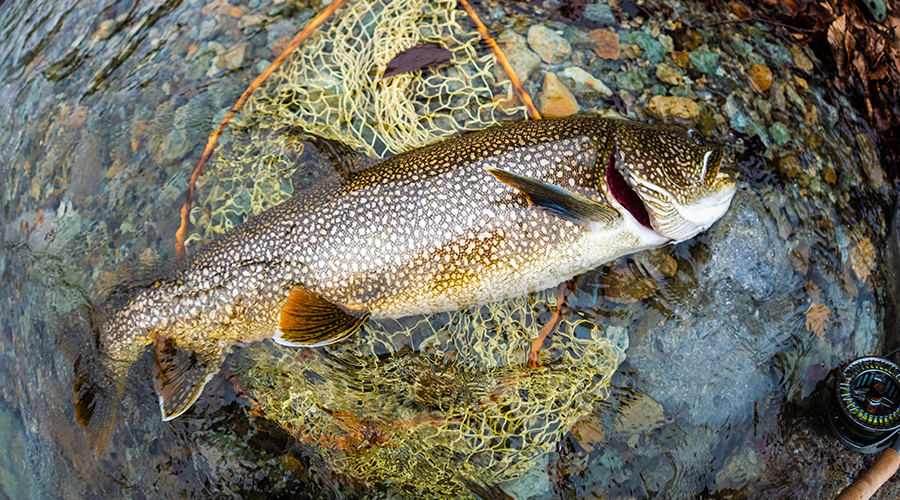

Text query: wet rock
(641, 455), (675, 494)
(779, 155), (804, 177)
(855, 133), (884, 189)
(162, 128), (190, 161)
(789, 44), (814, 73)
(538, 73), (580, 117)
(785, 83), (807, 114)
(208, 43), (246, 76)
(494, 31), (541, 83)
(645, 95), (699, 123)
(633, 32), (665, 63)
(655, 63), (683, 85)
(616, 68), (646, 92)
(502, 452), (551, 500)
(688, 50), (721, 74)
(198, 18), (217, 40)
(769, 122), (791, 146)
(628, 190), (798, 429)
(748, 63), (772, 93)
(671, 50), (690, 68)
(614, 393), (668, 443)
(589, 29), (619, 60)
(715, 444), (764, 488)
(619, 43), (642, 59)
(584, 1), (615, 24)
(527, 25), (571, 64)
(770, 82), (786, 109)
(559, 66), (612, 97)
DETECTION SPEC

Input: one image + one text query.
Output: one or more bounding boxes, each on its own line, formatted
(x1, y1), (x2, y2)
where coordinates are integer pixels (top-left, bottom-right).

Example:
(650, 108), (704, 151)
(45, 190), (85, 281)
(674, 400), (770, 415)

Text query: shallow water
(0, 0), (897, 498)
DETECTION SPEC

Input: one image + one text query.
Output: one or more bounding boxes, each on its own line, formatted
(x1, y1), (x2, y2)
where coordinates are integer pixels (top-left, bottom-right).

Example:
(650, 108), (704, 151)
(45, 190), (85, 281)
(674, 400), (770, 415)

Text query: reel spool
(828, 357), (900, 453)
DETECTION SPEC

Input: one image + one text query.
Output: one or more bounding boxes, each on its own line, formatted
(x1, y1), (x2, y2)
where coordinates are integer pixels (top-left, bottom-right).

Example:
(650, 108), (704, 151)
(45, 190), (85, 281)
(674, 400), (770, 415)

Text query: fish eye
(688, 129), (704, 147)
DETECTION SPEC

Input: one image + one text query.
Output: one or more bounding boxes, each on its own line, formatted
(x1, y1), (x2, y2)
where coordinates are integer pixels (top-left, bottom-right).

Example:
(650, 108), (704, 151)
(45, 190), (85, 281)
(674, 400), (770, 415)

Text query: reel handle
(835, 445), (900, 500)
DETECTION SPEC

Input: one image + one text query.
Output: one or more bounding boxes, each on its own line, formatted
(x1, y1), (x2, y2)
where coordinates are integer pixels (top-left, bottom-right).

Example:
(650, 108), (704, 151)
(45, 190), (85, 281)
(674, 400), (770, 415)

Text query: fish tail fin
(73, 354), (127, 456)
(59, 304), (130, 457)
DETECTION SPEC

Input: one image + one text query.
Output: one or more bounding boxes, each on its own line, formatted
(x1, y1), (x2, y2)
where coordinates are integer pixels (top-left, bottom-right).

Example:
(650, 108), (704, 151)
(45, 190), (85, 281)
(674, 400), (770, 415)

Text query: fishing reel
(828, 357), (900, 453)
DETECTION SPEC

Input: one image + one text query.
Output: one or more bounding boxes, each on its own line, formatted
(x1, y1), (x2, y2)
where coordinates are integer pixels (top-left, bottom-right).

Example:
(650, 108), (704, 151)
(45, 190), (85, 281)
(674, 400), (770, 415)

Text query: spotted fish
(73, 116), (736, 454)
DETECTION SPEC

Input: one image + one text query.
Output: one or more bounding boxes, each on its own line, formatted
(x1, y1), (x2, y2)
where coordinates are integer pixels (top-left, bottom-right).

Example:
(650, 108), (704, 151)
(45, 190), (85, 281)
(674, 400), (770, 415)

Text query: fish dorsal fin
(153, 336), (224, 421)
(274, 287), (370, 347)
(485, 167), (618, 228)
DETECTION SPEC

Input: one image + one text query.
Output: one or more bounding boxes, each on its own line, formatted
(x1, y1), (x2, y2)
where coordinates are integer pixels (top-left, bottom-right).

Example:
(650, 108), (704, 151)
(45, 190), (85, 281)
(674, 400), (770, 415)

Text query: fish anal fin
(485, 167), (618, 228)
(275, 287), (369, 347)
(152, 336), (223, 421)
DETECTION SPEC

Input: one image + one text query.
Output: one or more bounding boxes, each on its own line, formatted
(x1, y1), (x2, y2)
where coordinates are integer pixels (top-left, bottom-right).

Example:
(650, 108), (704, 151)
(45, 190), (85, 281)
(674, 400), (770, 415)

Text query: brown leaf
(382, 44), (452, 79)
(589, 29), (620, 60)
(849, 234), (876, 280)
(728, 1), (752, 18)
(805, 303), (831, 337)
(827, 15), (847, 75)
(570, 415), (605, 452)
(852, 51), (868, 85)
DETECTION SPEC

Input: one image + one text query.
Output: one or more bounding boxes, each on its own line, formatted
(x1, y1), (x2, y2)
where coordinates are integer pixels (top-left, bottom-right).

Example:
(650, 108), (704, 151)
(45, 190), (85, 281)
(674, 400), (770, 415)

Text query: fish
(72, 115), (736, 455)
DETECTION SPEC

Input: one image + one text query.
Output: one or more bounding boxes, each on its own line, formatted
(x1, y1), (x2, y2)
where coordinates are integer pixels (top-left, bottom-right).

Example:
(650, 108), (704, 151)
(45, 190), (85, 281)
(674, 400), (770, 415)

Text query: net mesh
(183, 1), (619, 495)
(240, 289), (627, 497)
(187, 0), (525, 248)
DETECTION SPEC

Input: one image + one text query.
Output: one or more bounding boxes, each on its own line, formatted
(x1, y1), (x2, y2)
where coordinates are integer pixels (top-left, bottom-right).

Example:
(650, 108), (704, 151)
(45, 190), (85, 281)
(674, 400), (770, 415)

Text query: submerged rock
(628, 189), (798, 429)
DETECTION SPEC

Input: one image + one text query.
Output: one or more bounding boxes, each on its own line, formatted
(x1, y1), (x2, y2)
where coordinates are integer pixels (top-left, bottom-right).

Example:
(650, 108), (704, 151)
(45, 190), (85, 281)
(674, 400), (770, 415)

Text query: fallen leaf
(589, 29), (619, 60)
(805, 303), (831, 337)
(382, 44), (452, 79)
(728, 1), (752, 18)
(849, 234), (876, 280)
(827, 15), (847, 75)
(570, 415), (605, 452)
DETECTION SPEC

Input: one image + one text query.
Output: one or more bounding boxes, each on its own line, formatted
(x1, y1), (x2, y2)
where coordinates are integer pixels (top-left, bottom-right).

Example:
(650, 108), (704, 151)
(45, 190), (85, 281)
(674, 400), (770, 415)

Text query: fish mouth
(605, 153), (654, 231)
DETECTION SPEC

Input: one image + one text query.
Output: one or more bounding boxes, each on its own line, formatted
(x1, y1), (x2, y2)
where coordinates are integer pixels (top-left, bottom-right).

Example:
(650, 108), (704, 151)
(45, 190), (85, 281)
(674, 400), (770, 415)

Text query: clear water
(0, 0), (895, 498)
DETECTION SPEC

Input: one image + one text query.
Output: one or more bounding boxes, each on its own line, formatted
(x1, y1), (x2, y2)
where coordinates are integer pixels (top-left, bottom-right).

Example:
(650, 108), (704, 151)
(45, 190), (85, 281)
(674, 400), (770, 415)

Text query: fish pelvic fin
(153, 336), (225, 421)
(274, 287), (369, 347)
(485, 167), (619, 228)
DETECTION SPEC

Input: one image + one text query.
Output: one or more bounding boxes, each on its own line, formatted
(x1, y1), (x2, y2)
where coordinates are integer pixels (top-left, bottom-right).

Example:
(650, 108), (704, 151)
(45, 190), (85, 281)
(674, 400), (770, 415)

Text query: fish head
(605, 122), (737, 242)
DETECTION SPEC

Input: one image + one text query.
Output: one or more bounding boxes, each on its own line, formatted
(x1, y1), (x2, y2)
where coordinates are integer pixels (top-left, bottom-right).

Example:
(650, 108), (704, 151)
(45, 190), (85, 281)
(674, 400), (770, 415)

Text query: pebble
(688, 50), (721, 74)
(768, 122), (791, 146)
(589, 29), (619, 60)
(645, 95), (699, 123)
(748, 63), (772, 93)
(584, 1), (615, 24)
(527, 25), (571, 64)
(784, 83), (807, 114)
(208, 44), (246, 76)
(559, 66), (612, 97)
(538, 73), (580, 117)
(655, 63), (683, 85)
(493, 31), (541, 83)
(789, 44), (814, 73)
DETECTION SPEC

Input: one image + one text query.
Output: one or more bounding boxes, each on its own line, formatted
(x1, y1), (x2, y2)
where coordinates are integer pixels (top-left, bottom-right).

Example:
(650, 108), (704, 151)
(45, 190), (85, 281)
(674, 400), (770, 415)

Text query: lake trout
(73, 116), (736, 455)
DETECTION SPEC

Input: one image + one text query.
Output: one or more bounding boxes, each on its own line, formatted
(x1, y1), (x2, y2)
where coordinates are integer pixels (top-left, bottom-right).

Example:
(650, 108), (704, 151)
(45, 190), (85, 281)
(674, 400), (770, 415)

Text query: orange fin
(274, 287), (369, 347)
(153, 336), (223, 421)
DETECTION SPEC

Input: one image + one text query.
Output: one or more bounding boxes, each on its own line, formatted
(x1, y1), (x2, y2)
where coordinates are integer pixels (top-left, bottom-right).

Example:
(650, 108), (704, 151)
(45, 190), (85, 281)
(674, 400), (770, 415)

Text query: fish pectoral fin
(274, 287), (370, 347)
(152, 336), (224, 421)
(485, 167), (618, 228)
